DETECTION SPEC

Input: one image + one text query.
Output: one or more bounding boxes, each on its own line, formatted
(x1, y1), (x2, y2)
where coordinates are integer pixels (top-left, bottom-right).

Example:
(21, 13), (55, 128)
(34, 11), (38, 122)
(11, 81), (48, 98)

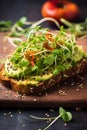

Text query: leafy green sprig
(61, 18), (87, 37)
(0, 17), (87, 38)
(0, 20), (12, 31)
(0, 17), (35, 37)
(9, 17), (34, 37)
(30, 107), (72, 130)
(0, 17), (60, 37)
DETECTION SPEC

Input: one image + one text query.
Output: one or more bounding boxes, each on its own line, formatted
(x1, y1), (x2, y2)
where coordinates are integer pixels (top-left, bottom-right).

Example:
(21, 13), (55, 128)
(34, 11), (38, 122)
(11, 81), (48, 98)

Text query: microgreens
(0, 20), (12, 31)
(60, 18), (87, 37)
(0, 17), (87, 39)
(1, 17), (87, 78)
(5, 25), (87, 78)
(30, 107), (72, 130)
(0, 17), (59, 37)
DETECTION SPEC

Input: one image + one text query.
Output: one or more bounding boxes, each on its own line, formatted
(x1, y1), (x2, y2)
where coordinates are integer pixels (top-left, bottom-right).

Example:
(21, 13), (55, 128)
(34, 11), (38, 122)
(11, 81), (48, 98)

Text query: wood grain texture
(0, 33), (87, 108)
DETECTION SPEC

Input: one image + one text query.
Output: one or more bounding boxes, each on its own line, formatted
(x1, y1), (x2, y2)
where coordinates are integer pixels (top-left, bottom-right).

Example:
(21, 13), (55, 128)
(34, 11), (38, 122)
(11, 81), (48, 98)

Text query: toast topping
(4, 27), (87, 84)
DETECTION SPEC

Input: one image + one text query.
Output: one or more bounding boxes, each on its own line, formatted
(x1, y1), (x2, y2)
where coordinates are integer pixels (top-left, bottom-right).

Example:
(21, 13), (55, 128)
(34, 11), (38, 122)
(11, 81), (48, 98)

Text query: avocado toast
(0, 27), (87, 95)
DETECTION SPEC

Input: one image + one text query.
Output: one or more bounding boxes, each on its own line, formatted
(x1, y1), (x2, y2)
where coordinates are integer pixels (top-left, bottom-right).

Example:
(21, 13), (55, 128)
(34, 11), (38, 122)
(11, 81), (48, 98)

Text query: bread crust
(0, 58), (87, 95)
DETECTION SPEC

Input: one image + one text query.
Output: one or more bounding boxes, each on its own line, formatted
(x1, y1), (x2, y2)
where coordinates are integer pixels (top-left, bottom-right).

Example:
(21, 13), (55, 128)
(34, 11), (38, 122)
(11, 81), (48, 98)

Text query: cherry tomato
(41, 0), (79, 21)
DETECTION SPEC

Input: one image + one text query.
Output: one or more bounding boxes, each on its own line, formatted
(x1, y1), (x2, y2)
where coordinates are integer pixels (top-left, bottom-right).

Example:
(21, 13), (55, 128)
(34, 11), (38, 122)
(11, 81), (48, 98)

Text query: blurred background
(0, 0), (87, 24)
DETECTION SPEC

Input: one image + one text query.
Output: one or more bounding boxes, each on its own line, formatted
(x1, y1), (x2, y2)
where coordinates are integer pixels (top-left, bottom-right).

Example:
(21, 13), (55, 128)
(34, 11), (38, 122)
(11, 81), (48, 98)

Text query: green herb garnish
(0, 20), (12, 31)
(0, 17), (59, 37)
(30, 107), (72, 130)
(60, 18), (87, 37)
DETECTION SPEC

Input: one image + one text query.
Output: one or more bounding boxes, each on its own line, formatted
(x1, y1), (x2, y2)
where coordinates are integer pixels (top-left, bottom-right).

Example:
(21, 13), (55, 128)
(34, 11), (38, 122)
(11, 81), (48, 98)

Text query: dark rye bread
(0, 58), (87, 95)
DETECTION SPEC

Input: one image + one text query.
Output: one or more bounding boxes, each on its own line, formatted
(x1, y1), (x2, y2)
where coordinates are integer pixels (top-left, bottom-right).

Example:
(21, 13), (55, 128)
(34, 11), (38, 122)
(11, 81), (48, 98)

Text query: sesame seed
(76, 88), (79, 91)
(3, 47), (8, 51)
(71, 82), (75, 86)
(58, 90), (67, 96)
(47, 120), (50, 123)
(78, 84), (83, 88)
(4, 95), (9, 98)
(45, 113), (50, 118)
(22, 124), (26, 127)
(76, 107), (82, 111)
(10, 114), (13, 117)
(65, 82), (67, 85)
(8, 112), (11, 114)
(49, 109), (54, 112)
(64, 123), (67, 126)
(38, 128), (42, 130)
(34, 99), (37, 102)
(39, 93), (42, 96)
(18, 109), (22, 114)
(22, 94), (27, 99)
(45, 93), (48, 96)
(3, 113), (7, 116)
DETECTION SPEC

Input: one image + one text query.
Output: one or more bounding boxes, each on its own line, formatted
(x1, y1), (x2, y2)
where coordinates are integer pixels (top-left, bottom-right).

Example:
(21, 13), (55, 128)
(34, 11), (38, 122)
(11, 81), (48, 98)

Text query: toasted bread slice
(0, 58), (87, 95)
(0, 28), (87, 95)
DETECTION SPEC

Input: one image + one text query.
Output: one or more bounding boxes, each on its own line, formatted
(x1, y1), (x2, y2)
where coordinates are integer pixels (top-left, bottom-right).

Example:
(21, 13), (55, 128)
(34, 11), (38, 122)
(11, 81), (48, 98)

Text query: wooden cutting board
(0, 33), (87, 108)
